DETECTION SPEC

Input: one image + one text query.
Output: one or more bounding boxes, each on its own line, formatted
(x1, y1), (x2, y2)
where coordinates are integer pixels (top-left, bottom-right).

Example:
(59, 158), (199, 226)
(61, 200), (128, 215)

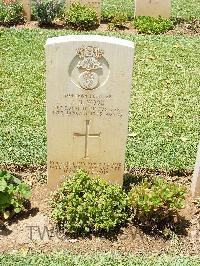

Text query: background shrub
(51, 170), (129, 235)
(0, 1), (24, 26)
(129, 177), (186, 226)
(101, 2), (134, 22)
(33, 0), (64, 26)
(133, 16), (173, 34)
(64, 3), (99, 30)
(0, 170), (31, 222)
(108, 12), (128, 30)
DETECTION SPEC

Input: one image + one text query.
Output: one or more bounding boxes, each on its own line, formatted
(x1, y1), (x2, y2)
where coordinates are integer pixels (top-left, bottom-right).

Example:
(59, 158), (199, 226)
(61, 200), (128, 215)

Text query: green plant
(0, 1), (24, 26)
(129, 177), (186, 225)
(108, 12), (128, 30)
(33, 0), (63, 26)
(64, 3), (99, 30)
(1, 253), (200, 266)
(133, 16), (173, 34)
(0, 170), (31, 222)
(50, 170), (129, 235)
(101, 1), (134, 22)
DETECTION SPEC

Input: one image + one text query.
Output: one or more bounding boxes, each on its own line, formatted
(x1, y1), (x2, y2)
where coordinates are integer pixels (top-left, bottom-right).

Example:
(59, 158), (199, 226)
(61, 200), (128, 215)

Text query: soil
(7, 18), (200, 36)
(1, 164), (200, 255)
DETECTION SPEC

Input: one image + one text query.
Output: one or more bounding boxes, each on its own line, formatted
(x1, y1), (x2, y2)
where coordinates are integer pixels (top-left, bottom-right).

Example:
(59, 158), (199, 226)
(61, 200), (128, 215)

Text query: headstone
(45, 35), (135, 189)
(21, 0), (31, 22)
(66, 0), (102, 18)
(191, 142), (200, 198)
(135, 0), (171, 19)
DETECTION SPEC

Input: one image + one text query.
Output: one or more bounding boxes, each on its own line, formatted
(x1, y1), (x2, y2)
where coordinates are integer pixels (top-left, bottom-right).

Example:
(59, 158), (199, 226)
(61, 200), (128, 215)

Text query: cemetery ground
(0, 0), (200, 264)
(0, 28), (200, 257)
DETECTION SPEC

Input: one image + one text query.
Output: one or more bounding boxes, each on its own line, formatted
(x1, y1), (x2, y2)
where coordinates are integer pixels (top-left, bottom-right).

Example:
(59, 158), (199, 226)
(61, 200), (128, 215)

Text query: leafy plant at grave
(33, 0), (64, 26)
(64, 3), (99, 31)
(0, 1), (24, 26)
(0, 170), (31, 223)
(50, 170), (129, 235)
(108, 12), (128, 30)
(133, 16), (173, 34)
(128, 177), (186, 229)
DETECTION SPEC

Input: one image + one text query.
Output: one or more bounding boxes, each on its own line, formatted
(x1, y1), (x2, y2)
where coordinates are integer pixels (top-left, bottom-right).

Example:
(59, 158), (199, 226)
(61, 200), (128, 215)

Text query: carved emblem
(76, 46), (104, 90)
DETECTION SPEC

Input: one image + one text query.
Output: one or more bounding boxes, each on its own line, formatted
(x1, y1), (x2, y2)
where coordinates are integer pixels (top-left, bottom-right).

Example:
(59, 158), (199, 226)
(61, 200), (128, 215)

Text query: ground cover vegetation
(1, 253), (200, 266)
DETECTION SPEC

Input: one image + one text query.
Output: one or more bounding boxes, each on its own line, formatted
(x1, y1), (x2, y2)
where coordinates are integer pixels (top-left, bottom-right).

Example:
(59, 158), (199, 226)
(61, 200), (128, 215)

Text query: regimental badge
(76, 46), (104, 90)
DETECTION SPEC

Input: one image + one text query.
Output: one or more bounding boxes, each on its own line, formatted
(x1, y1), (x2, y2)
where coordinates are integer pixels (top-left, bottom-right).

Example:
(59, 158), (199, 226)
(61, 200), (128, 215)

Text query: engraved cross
(73, 120), (101, 159)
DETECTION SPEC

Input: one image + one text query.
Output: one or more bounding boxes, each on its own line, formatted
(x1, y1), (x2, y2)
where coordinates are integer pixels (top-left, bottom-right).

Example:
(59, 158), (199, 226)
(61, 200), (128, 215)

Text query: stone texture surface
(191, 142), (200, 198)
(66, 0), (102, 18)
(22, 0), (31, 21)
(135, 0), (171, 19)
(45, 35), (134, 189)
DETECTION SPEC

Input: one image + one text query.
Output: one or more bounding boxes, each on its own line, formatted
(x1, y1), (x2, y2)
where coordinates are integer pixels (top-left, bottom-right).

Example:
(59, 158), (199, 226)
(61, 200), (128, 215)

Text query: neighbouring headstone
(45, 35), (135, 189)
(191, 142), (200, 198)
(66, 0), (102, 18)
(2, 0), (31, 21)
(135, 0), (171, 19)
(21, 0), (31, 22)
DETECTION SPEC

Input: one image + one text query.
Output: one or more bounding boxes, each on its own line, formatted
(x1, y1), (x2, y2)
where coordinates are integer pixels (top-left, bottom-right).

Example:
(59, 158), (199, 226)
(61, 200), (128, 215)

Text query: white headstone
(135, 0), (171, 19)
(191, 142), (200, 198)
(45, 35), (135, 189)
(66, 0), (102, 18)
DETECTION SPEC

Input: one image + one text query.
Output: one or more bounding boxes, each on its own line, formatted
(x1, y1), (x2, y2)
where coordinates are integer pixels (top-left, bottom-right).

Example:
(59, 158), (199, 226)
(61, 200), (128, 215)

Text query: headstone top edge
(45, 35), (134, 49)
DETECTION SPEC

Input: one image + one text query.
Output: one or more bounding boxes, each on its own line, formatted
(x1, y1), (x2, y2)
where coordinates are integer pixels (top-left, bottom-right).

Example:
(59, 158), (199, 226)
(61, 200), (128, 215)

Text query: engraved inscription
(68, 0), (101, 7)
(49, 160), (122, 176)
(52, 93), (123, 118)
(73, 120), (101, 159)
(53, 105), (123, 118)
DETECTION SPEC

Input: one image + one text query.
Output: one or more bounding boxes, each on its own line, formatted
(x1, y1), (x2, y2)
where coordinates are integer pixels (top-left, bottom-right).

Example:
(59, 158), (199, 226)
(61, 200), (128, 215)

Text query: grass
(127, 34), (200, 170)
(101, 0), (200, 19)
(1, 253), (200, 266)
(0, 28), (199, 171)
